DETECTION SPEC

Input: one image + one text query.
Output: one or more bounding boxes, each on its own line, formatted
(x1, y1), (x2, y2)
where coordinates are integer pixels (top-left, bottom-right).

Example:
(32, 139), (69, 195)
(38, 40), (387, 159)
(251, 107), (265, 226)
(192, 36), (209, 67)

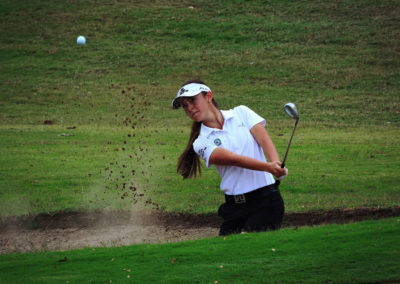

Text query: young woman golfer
(172, 80), (288, 236)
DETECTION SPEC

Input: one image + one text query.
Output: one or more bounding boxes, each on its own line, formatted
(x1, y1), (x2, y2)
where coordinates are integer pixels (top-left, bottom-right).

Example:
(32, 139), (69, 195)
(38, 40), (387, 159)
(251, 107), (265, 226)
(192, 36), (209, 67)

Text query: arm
(208, 147), (286, 177)
(250, 123), (280, 162)
(250, 122), (287, 178)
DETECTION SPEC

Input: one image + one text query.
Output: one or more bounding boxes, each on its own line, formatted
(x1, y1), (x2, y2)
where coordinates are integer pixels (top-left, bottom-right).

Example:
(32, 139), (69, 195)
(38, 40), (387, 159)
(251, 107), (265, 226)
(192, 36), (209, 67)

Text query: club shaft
(281, 119), (299, 168)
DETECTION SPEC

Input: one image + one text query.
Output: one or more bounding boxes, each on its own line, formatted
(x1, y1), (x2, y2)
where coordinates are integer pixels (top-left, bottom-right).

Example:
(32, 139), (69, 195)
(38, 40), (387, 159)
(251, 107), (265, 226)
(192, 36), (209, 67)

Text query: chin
(191, 113), (202, 122)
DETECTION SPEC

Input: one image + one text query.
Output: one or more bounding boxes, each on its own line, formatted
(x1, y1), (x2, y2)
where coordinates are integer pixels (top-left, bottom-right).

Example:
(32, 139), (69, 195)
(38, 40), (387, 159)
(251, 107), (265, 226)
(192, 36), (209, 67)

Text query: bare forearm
(251, 123), (280, 162)
(263, 136), (280, 162)
(209, 147), (285, 176)
(211, 150), (268, 171)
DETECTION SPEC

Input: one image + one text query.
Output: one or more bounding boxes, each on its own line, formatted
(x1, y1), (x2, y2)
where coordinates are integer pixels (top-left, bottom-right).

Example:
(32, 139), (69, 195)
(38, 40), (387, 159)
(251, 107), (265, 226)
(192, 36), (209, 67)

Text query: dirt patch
(1, 207), (399, 254)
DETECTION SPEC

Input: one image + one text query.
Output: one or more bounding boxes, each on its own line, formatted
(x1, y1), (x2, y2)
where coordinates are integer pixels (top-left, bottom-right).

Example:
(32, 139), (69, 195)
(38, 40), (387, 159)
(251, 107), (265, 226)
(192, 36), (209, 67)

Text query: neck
(203, 106), (224, 130)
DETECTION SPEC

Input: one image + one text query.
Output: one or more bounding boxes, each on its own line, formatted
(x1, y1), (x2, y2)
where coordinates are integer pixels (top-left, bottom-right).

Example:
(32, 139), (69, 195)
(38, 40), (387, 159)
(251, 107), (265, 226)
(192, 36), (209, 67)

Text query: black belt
(225, 184), (277, 204)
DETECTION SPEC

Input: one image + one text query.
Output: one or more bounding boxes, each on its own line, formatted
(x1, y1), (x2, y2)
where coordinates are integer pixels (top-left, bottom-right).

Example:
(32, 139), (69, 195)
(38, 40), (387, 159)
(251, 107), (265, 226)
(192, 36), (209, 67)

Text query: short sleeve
(234, 105), (266, 129)
(193, 135), (218, 168)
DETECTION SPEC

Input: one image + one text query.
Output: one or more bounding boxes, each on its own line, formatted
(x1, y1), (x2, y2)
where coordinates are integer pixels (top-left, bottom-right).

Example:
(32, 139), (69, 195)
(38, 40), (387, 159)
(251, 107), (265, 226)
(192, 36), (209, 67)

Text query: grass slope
(1, 124), (398, 216)
(0, 0), (399, 215)
(0, 218), (399, 283)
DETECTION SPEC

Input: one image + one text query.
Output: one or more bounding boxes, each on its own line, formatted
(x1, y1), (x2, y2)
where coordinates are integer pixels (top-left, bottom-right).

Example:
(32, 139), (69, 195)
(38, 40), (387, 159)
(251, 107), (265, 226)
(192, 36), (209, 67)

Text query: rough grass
(0, 1), (399, 283)
(0, 0), (399, 216)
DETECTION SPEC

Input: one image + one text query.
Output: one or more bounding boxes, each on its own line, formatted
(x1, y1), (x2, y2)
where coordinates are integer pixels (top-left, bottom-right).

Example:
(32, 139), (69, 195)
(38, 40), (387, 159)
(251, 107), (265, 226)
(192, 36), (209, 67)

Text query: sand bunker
(1, 207), (399, 254)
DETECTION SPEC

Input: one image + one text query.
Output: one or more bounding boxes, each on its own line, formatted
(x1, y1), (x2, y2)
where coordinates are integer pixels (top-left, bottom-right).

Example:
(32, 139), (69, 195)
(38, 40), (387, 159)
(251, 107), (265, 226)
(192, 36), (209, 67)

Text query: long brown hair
(177, 80), (218, 179)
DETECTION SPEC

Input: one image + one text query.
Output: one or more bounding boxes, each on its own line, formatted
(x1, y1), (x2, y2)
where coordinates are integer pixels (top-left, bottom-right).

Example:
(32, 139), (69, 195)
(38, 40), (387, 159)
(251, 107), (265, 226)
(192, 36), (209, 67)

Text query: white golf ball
(77, 35), (86, 45)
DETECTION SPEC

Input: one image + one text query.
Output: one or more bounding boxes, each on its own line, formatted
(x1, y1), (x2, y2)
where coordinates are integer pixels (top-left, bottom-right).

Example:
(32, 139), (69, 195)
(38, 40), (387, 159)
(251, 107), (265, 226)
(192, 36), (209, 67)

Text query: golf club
(281, 102), (299, 168)
(276, 103), (299, 185)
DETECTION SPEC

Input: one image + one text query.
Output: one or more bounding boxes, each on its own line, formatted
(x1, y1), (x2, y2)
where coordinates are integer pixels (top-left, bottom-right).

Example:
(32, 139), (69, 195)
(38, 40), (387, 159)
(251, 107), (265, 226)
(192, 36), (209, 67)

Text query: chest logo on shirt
(214, 138), (222, 146)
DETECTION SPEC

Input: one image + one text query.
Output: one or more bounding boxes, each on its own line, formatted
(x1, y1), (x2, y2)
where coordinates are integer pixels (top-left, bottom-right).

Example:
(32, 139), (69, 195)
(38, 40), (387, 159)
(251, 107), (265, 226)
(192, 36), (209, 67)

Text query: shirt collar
(200, 109), (234, 137)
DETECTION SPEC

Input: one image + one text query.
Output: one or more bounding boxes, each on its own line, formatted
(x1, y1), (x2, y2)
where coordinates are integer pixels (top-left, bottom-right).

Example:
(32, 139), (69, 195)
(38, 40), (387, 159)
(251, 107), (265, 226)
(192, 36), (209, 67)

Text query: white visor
(172, 83), (211, 109)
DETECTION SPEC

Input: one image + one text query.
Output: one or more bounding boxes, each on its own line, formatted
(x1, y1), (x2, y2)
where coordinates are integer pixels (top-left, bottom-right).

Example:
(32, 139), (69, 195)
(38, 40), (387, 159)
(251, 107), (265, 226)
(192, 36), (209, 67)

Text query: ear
(206, 91), (213, 102)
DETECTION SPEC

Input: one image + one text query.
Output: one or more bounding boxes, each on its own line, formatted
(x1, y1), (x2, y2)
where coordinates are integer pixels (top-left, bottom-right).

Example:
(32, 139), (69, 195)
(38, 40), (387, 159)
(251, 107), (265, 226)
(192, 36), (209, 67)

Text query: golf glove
(277, 168), (288, 181)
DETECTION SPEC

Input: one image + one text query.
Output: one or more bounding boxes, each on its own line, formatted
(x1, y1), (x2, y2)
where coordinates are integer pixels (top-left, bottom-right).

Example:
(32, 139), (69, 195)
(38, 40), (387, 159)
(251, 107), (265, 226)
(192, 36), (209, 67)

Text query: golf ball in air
(77, 35), (86, 45)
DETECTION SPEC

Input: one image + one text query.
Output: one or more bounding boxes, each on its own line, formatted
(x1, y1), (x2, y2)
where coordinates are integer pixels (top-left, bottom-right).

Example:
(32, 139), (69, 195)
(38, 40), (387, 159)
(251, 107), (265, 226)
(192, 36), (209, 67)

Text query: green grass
(1, 124), (398, 216)
(0, 125), (151, 216)
(1, 218), (399, 283)
(1, 0), (399, 282)
(1, 0), (399, 126)
(0, 0), (399, 216)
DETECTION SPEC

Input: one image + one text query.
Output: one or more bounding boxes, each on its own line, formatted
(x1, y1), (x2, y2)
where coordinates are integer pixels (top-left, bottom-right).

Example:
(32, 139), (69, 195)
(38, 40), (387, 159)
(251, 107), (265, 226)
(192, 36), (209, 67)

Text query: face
(179, 92), (211, 122)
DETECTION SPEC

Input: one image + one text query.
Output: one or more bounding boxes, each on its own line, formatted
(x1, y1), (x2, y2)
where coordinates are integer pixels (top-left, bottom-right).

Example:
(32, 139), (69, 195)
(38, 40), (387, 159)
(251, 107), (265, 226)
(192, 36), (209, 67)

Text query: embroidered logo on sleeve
(214, 138), (222, 146)
(198, 147), (207, 159)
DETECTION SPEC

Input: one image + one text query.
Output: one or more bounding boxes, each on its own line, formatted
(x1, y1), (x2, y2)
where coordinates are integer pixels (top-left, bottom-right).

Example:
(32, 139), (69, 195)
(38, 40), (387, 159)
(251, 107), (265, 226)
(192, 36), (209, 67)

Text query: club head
(283, 103), (299, 120)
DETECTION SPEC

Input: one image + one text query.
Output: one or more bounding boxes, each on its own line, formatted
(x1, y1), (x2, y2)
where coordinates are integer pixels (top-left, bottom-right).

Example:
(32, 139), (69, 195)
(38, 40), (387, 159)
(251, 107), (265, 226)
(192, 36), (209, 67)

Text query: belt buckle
(234, 194), (246, 204)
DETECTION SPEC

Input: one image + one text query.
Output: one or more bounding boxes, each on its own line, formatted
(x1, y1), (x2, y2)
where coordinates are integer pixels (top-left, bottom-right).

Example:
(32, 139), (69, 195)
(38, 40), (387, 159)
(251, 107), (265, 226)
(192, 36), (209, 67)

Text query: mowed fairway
(0, 0), (399, 283)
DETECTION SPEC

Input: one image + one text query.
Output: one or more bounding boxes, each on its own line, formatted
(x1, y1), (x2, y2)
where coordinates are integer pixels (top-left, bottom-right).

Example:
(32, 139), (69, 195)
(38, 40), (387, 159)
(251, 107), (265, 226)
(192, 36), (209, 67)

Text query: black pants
(218, 184), (285, 236)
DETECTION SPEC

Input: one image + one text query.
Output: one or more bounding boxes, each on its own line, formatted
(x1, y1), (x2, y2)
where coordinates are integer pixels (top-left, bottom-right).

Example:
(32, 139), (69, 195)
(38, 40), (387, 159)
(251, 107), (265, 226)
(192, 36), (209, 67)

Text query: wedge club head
(284, 103), (299, 120)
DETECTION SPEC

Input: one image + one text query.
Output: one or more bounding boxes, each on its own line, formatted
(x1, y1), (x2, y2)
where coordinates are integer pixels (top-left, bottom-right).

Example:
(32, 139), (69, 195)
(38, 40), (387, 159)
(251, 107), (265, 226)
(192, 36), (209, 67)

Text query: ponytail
(177, 121), (202, 179)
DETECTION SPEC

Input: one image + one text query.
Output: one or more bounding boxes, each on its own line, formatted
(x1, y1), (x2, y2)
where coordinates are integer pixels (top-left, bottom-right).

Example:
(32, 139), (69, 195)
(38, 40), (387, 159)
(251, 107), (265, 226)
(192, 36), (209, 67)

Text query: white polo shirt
(193, 105), (275, 195)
